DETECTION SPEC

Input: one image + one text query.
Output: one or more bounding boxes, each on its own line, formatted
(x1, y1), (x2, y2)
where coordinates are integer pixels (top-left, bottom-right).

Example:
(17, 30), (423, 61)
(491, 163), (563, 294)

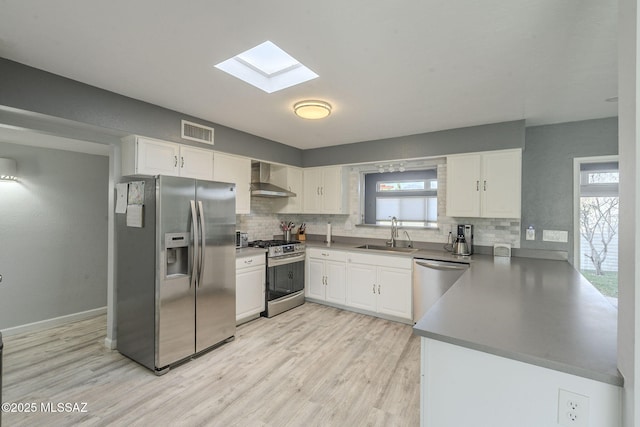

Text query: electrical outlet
(543, 229), (568, 243)
(526, 226), (535, 241)
(558, 389), (589, 427)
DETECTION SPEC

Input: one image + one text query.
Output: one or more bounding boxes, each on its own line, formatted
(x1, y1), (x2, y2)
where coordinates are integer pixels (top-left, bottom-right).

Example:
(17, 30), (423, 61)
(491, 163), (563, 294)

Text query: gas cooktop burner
(249, 239), (301, 248)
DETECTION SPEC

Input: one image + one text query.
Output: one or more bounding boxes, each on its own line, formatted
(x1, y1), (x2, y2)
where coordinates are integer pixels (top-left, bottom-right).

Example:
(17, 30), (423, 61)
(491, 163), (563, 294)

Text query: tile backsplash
(237, 163), (521, 248)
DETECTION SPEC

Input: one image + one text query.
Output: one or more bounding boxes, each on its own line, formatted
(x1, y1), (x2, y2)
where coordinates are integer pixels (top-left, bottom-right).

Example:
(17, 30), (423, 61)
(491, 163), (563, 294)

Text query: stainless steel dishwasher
(413, 258), (469, 323)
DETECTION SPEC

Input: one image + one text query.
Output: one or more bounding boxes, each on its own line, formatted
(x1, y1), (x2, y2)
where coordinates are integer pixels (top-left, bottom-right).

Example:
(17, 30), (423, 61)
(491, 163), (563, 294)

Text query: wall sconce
(0, 157), (18, 181)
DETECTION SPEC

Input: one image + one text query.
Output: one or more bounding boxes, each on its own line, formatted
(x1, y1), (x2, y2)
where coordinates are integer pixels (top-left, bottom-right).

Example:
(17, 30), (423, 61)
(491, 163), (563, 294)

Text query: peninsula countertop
(413, 254), (622, 386)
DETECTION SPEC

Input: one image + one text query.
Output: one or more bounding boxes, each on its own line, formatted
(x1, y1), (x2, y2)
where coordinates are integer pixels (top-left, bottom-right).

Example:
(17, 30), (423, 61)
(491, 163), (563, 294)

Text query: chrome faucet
(388, 216), (399, 247)
(403, 230), (413, 248)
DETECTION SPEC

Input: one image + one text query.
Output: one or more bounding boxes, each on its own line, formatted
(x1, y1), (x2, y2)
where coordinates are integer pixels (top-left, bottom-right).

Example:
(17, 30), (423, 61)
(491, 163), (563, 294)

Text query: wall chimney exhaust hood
(250, 162), (296, 198)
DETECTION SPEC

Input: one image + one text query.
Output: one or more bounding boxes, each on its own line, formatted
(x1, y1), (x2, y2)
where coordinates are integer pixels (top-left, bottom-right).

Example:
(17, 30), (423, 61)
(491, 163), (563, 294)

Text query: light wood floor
(2, 302), (420, 426)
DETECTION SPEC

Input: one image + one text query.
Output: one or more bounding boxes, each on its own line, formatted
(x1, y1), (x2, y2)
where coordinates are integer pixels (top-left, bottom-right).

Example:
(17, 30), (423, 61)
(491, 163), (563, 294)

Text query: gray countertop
(235, 247), (267, 258)
(413, 255), (622, 386)
(305, 240), (621, 386)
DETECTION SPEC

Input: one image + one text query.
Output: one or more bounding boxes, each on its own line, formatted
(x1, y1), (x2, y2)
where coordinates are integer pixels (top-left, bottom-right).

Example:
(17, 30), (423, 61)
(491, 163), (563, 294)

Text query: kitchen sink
(356, 244), (419, 253)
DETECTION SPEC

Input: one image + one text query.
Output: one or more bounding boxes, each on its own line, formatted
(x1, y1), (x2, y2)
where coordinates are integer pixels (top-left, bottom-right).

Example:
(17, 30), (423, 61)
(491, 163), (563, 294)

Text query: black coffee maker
(453, 224), (474, 256)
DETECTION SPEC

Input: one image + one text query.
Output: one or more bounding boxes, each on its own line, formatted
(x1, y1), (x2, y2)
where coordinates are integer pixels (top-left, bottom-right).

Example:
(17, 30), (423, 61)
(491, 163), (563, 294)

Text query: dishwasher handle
(415, 260), (469, 271)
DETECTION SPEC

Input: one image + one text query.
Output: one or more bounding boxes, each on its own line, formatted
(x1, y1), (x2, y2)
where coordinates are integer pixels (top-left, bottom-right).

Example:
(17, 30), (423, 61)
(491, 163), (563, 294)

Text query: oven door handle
(268, 253), (306, 267)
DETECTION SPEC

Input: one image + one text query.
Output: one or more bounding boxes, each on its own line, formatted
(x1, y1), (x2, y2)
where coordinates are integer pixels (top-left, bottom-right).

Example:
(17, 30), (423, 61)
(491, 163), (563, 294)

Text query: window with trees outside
(363, 169), (437, 227)
(578, 161), (618, 304)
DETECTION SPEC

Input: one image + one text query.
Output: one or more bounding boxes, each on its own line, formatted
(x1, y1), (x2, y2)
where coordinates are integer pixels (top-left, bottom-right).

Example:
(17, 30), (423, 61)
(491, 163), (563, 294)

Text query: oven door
(267, 253), (305, 301)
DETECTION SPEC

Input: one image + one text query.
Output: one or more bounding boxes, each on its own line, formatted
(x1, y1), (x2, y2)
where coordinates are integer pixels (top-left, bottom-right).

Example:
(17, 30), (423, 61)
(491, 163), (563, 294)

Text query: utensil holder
(284, 230), (292, 242)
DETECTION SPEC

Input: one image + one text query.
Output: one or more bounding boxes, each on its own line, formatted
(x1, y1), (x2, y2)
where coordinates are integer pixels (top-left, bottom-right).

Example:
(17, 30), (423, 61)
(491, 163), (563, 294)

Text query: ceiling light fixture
(0, 157), (18, 181)
(293, 100), (332, 120)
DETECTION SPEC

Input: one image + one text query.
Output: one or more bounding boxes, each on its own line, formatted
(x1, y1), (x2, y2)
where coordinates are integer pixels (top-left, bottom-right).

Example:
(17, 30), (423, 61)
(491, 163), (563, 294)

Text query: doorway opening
(574, 156), (619, 306)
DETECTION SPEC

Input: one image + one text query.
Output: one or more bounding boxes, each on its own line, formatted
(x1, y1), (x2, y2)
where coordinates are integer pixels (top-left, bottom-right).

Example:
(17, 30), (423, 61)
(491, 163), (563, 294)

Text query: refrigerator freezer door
(195, 180), (236, 353)
(157, 175), (197, 368)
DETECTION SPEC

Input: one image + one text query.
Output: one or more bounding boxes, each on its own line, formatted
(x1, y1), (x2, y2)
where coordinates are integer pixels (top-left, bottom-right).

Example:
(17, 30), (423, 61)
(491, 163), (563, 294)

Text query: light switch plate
(543, 230), (568, 243)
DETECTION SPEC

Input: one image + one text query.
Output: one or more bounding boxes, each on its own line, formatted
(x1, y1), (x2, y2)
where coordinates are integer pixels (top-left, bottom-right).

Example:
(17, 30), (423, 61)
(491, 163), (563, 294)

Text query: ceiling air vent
(181, 120), (214, 145)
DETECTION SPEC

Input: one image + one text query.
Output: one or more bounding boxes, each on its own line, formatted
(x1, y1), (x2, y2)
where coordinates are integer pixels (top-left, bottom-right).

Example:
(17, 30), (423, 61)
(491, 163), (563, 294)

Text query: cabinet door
(303, 168), (323, 213)
(236, 266), (265, 322)
(322, 166), (344, 214)
(286, 167), (304, 213)
(179, 145), (214, 180)
(377, 266), (412, 320)
(272, 166), (304, 213)
(306, 257), (326, 300)
(481, 150), (521, 218)
(446, 153), (481, 217)
(346, 263), (377, 312)
(325, 260), (346, 305)
(213, 153), (251, 214)
(137, 137), (180, 176)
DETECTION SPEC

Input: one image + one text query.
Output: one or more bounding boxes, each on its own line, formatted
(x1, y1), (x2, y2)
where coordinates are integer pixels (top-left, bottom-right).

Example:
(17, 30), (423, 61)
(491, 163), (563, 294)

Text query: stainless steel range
(249, 239), (306, 318)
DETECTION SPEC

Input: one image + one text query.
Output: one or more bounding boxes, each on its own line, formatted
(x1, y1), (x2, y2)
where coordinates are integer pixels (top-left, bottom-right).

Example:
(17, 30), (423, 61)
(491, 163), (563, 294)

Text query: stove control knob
(274, 247), (282, 254)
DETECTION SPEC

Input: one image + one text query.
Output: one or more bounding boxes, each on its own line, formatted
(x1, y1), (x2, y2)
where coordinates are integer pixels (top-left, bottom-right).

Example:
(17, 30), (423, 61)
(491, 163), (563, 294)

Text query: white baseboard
(104, 336), (117, 350)
(1, 306), (107, 337)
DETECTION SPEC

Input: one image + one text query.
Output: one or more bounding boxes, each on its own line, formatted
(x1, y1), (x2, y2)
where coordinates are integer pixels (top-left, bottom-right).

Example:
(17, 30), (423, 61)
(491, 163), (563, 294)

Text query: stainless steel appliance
(248, 239), (305, 317)
(413, 258), (469, 323)
(236, 231), (248, 248)
(453, 224), (474, 256)
(250, 162), (296, 198)
(116, 175), (236, 374)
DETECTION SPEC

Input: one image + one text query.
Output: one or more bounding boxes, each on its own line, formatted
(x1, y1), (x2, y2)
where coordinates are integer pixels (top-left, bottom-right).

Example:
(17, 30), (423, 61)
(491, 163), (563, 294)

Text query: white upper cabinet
(121, 135), (213, 180)
(213, 152), (251, 214)
(446, 149), (521, 218)
(303, 166), (347, 214)
(270, 165), (304, 213)
(179, 145), (214, 180)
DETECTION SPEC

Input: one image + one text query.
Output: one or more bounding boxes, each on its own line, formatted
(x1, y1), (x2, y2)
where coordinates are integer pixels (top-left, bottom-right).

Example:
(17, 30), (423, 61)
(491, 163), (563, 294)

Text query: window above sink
(361, 167), (439, 229)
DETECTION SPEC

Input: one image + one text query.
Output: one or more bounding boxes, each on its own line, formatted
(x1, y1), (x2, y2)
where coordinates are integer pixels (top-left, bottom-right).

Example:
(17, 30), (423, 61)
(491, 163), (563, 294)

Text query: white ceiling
(0, 0), (617, 150)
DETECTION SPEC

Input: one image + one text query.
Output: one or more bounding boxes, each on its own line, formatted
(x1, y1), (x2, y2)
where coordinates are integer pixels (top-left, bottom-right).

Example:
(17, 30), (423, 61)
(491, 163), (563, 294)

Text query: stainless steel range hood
(250, 162), (296, 198)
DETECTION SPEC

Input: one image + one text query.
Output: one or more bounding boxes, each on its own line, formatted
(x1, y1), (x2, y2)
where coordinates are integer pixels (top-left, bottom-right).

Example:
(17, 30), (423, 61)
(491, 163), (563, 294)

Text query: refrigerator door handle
(190, 200), (199, 288)
(197, 200), (206, 287)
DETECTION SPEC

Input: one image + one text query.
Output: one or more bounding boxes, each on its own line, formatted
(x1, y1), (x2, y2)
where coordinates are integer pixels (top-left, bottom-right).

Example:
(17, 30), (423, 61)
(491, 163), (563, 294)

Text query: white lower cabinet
(235, 253), (266, 325)
(305, 248), (413, 323)
(306, 248), (347, 305)
(346, 252), (412, 322)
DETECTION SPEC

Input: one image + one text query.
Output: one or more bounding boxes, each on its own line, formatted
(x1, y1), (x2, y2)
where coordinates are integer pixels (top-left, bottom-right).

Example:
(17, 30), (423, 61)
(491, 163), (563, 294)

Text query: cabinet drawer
(347, 252), (412, 269)
(236, 253), (266, 269)
(307, 248), (347, 262)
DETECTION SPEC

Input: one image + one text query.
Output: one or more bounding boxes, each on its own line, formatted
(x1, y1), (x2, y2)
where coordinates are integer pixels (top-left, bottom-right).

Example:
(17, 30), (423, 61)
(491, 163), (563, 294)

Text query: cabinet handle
(245, 259), (253, 264)
(322, 253), (329, 257)
(372, 284), (375, 294)
(483, 180), (487, 191)
(476, 180), (479, 191)
(174, 156), (178, 167)
(321, 187), (324, 195)
(378, 284), (381, 294)
(317, 186), (320, 195)
(181, 156), (185, 168)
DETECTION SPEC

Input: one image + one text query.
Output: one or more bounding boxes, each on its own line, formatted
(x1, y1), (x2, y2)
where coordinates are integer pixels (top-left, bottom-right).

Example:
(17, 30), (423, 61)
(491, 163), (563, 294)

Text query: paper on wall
(126, 204), (144, 228)
(115, 183), (128, 214)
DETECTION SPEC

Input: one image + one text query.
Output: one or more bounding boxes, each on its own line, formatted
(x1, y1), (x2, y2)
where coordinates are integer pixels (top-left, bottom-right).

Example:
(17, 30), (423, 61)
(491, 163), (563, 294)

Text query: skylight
(215, 41), (318, 93)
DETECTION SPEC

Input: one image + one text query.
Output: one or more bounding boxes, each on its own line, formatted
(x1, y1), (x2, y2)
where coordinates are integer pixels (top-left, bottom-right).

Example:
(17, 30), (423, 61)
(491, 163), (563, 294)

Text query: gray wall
(302, 120), (525, 167)
(0, 141), (109, 329)
(521, 118), (618, 259)
(0, 57), (303, 166)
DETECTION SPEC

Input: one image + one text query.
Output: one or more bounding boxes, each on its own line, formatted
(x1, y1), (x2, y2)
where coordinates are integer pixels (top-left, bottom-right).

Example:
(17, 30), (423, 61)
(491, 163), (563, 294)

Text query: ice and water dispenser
(165, 232), (190, 277)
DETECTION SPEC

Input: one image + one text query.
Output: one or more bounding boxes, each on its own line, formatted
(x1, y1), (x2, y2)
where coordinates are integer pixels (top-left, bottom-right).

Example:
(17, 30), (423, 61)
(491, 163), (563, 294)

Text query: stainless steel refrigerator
(116, 175), (236, 374)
